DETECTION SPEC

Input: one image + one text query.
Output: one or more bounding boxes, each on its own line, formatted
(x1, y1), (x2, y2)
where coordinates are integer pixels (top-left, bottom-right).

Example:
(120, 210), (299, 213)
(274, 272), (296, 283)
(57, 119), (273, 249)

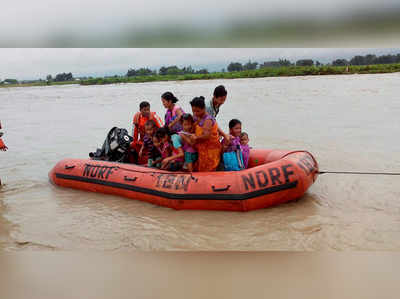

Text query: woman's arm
(192, 119), (212, 143)
(151, 156), (163, 166)
(221, 136), (232, 152)
(217, 125), (230, 143)
(163, 147), (184, 164)
(161, 136), (184, 168)
(167, 108), (183, 130)
(161, 147), (184, 169)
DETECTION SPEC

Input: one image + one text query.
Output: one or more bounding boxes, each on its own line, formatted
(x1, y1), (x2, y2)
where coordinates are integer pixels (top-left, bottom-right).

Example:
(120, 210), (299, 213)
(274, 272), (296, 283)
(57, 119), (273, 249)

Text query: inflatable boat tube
(49, 149), (319, 211)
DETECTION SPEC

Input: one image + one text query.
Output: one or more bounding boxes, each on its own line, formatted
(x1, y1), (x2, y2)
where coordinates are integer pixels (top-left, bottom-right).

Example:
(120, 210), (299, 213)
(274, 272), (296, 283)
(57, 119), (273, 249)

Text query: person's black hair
(213, 85), (227, 98)
(161, 92), (178, 103)
(229, 119), (241, 129)
(180, 113), (194, 124)
(139, 101), (150, 110)
(145, 119), (157, 128)
(155, 126), (170, 139)
(240, 132), (248, 138)
(190, 96), (205, 109)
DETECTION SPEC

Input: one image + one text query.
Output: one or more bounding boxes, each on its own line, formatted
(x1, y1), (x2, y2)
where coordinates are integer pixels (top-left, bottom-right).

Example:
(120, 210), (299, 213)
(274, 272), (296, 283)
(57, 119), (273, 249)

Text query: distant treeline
(126, 66), (209, 77)
(226, 53), (400, 71)
(46, 72), (74, 82)
(124, 53), (400, 76)
(1, 53), (400, 85)
(79, 63), (400, 86)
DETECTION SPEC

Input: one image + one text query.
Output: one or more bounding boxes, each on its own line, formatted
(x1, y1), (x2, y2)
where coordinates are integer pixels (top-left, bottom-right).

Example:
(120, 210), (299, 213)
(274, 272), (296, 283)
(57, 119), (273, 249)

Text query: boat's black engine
(89, 127), (134, 162)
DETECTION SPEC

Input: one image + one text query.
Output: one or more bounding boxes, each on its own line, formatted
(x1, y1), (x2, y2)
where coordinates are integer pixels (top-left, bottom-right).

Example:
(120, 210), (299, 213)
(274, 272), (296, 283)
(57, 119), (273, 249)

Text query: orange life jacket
(0, 138), (6, 149)
(132, 111), (163, 144)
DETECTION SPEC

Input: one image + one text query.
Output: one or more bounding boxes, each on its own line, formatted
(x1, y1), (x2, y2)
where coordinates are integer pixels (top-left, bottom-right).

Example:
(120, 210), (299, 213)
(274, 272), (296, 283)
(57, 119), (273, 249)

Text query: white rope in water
(318, 171), (400, 176)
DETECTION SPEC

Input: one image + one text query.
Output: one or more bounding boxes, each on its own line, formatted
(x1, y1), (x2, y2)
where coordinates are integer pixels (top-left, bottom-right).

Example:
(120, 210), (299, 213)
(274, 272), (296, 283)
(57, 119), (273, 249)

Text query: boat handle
(212, 185), (231, 192)
(124, 176), (137, 182)
(65, 165), (75, 170)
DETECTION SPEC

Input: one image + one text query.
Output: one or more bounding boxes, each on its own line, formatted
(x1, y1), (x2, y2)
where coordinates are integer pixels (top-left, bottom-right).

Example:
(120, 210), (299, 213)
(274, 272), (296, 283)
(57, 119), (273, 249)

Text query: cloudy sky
(1, 48), (399, 80)
(1, 0), (399, 47)
(1, 0), (392, 38)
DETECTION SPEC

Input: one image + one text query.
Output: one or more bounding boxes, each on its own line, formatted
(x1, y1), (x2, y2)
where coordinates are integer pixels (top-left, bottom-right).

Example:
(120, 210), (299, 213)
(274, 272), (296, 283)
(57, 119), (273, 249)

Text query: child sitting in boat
(222, 119), (245, 171)
(138, 120), (162, 167)
(132, 101), (163, 143)
(152, 127), (171, 168)
(149, 134), (163, 168)
(155, 127), (184, 171)
(240, 132), (250, 169)
(132, 101), (163, 164)
(176, 114), (198, 172)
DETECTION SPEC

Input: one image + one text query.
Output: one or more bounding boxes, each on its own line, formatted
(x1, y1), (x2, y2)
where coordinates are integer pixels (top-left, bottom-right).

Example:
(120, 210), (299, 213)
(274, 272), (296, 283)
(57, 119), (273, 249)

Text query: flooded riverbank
(1, 73), (399, 251)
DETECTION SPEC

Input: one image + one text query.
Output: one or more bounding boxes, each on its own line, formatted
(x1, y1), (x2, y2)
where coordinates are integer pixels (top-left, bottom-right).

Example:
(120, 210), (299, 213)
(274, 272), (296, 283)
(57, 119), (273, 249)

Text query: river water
(1, 73), (400, 251)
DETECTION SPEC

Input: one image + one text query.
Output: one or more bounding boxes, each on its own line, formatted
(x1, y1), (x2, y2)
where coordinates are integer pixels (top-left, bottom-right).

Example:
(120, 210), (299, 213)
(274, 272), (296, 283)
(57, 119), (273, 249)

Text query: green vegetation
(0, 71), (77, 88)
(3, 79), (18, 84)
(79, 52), (400, 85)
(2, 52), (400, 88)
(79, 63), (400, 86)
(0, 80), (79, 88)
(54, 72), (73, 82)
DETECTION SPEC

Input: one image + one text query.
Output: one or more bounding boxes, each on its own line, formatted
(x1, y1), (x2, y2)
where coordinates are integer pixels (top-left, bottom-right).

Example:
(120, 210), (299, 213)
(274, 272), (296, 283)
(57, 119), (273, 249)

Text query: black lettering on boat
(105, 167), (114, 179)
(255, 171), (269, 187)
(97, 166), (106, 179)
(301, 157), (313, 173)
(242, 174), (256, 191)
(297, 161), (309, 175)
(83, 164), (92, 177)
(156, 174), (164, 187)
(175, 175), (191, 191)
(163, 174), (176, 189)
(90, 166), (99, 177)
(305, 156), (316, 172)
(297, 155), (315, 176)
(83, 164), (116, 180)
(268, 167), (282, 185)
(281, 164), (295, 183)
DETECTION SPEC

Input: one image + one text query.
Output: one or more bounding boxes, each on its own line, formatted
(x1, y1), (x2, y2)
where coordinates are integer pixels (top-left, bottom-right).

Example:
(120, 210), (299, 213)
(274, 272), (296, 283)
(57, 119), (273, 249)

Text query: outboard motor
(89, 127), (134, 162)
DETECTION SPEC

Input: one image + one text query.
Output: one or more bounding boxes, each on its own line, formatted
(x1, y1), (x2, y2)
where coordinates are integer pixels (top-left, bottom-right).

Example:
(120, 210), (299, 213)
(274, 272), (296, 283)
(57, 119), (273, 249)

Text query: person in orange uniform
(189, 96), (221, 172)
(131, 101), (163, 164)
(0, 121), (7, 152)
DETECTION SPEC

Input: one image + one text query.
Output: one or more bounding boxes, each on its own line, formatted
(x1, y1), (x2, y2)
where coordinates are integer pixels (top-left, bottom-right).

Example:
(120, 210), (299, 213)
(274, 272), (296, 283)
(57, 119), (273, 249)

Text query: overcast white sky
(1, 0), (395, 38)
(1, 48), (399, 80)
(1, 0), (399, 46)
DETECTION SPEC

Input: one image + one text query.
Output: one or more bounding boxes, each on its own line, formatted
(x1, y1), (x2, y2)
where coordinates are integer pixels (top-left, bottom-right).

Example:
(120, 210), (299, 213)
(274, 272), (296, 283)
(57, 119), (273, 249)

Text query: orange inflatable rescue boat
(49, 149), (319, 211)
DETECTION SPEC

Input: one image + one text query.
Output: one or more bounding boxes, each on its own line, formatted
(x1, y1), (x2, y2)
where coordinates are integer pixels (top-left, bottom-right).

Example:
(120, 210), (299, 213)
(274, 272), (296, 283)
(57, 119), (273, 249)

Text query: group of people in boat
(130, 85), (250, 172)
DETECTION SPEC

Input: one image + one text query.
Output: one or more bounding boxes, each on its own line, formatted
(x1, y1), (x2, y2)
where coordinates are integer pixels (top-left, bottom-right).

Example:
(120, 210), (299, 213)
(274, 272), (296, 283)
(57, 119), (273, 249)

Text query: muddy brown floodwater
(1, 73), (400, 251)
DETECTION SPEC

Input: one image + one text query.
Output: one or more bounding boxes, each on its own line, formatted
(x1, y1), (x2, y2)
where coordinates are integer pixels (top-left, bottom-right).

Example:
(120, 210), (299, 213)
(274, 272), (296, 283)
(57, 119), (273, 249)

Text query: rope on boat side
(101, 165), (400, 177)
